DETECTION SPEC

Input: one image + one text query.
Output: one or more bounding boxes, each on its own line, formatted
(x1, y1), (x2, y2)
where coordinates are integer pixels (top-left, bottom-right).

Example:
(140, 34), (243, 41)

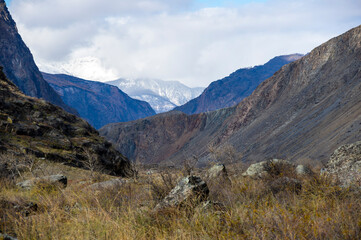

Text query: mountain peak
(0, 0), (77, 115)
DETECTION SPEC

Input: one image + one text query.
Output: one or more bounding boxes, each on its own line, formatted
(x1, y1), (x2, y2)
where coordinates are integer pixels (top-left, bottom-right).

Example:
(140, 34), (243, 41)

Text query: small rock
(206, 164), (231, 184)
(154, 175), (209, 211)
(242, 159), (295, 178)
(85, 178), (127, 191)
(17, 174), (67, 190)
(295, 165), (313, 176)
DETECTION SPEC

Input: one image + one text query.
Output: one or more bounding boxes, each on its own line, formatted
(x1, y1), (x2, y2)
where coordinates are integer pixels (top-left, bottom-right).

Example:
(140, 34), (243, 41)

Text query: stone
(86, 178), (127, 191)
(205, 164), (231, 186)
(242, 159), (295, 178)
(295, 165), (313, 176)
(154, 176), (209, 211)
(324, 141), (361, 186)
(17, 174), (67, 190)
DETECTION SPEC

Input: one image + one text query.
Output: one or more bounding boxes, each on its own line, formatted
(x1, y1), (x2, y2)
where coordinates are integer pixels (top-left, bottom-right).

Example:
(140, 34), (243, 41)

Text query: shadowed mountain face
(174, 54), (303, 114)
(0, 1), (77, 115)
(42, 73), (156, 129)
(100, 25), (361, 165)
(0, 67), (133, 177)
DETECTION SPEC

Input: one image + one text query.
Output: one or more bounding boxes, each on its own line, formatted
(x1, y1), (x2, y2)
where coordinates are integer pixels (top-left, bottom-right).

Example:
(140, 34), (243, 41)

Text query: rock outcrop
(242, 159), (295, 178)
(43, 73), (156, 129)
(206, 164), (231, 184)
(324, 141), (361, 186)
(101, 25), (361, 166)
(0, 67), (133, 177)
(17, 175), (67, 190)
(154, 176), (209, 211)
(0, 1), (76, 115)
(85, 178), (127, 191)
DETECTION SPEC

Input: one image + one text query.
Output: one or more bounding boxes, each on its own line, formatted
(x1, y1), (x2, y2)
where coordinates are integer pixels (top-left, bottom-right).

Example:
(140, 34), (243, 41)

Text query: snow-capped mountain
(107, 78), (204, 113)
(37, 57), (118, 82)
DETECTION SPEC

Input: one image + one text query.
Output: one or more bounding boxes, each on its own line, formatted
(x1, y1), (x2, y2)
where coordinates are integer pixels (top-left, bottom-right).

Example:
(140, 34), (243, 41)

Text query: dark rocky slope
(174, 54), (303, 114)
(0, 67), (132, 176)
(43, 73), (156, 129)
(0, 0), (76, 115)
(100, 25), (361, 165)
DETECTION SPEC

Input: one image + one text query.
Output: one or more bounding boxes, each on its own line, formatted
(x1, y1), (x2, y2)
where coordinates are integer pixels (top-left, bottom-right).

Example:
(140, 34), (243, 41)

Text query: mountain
(174, 54), (303, 114)
(42, 73), (156, 129)
(0, 67), (132, 176)
(100, 25), (361, 166)
(106, 78), (204, 113)
(0, 0), (77, 115)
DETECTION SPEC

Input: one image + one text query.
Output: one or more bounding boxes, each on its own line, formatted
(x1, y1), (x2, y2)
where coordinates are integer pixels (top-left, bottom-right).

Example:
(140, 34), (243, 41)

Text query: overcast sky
(6, 0), (361, 87)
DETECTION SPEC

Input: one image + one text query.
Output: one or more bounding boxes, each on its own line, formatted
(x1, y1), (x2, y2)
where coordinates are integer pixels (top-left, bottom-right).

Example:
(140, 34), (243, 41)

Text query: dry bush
(208, 144), (245, 174)
(0, 153), (42, 181)
(148, 171), (177, 202)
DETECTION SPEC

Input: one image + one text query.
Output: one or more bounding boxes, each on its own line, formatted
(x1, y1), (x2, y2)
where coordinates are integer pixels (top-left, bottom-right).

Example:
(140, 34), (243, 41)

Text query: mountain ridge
(43, 73), (156, 129)
(100, 25), (361, 165)
(174, 54), (303, 114)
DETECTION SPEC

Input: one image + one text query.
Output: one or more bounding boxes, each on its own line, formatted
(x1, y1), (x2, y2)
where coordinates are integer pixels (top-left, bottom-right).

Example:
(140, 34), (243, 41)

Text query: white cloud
(9, 0), (361, 87)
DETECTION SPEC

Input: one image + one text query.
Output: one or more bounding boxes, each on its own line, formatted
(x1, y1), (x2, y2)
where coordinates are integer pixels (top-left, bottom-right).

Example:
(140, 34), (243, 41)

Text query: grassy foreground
(1, 160), (361, 240)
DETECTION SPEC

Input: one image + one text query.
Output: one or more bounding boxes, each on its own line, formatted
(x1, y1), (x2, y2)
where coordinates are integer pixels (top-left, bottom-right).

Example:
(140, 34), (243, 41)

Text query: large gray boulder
(17, 174), (67, 190)
(242, 159), (295, 178)
(154, 176), (209, 211)
(206, 164), (231, 184)
(324, 141), (361, 186)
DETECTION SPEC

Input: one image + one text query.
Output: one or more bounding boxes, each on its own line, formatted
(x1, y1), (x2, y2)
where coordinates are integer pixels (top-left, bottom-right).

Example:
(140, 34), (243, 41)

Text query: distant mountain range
(0, 1), (77, 115)
(100, 25), (361, 166)
(175, 54), (303, 114)
(106, 78), (204, 113)
(43, 73), (156, 129)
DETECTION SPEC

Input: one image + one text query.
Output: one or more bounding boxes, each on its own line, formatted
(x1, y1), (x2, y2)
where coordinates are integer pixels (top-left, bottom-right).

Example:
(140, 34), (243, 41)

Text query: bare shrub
(0, 153), (42, 180)
(81, 149), (104, 181)
(149, 171), (176, 202)
(182, 155), (199, 176)
(208, 144), (244, 173)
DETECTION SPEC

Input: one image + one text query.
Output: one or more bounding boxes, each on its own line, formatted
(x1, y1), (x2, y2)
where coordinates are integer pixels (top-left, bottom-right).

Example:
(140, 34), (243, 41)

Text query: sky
(6, 0), (361, 87)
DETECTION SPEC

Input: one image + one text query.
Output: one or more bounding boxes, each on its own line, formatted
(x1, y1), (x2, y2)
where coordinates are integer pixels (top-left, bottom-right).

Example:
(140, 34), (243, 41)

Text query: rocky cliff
(43, 73), (156, 129)
(0, 67), (133, 176)
(0, 0), (76, 115)
(100, 25), (361, 165)
(174, 54), (303, 114)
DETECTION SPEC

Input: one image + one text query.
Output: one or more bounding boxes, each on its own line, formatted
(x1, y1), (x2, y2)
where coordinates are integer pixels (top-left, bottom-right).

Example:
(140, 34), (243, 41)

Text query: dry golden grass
(1, 159), (361, 240)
